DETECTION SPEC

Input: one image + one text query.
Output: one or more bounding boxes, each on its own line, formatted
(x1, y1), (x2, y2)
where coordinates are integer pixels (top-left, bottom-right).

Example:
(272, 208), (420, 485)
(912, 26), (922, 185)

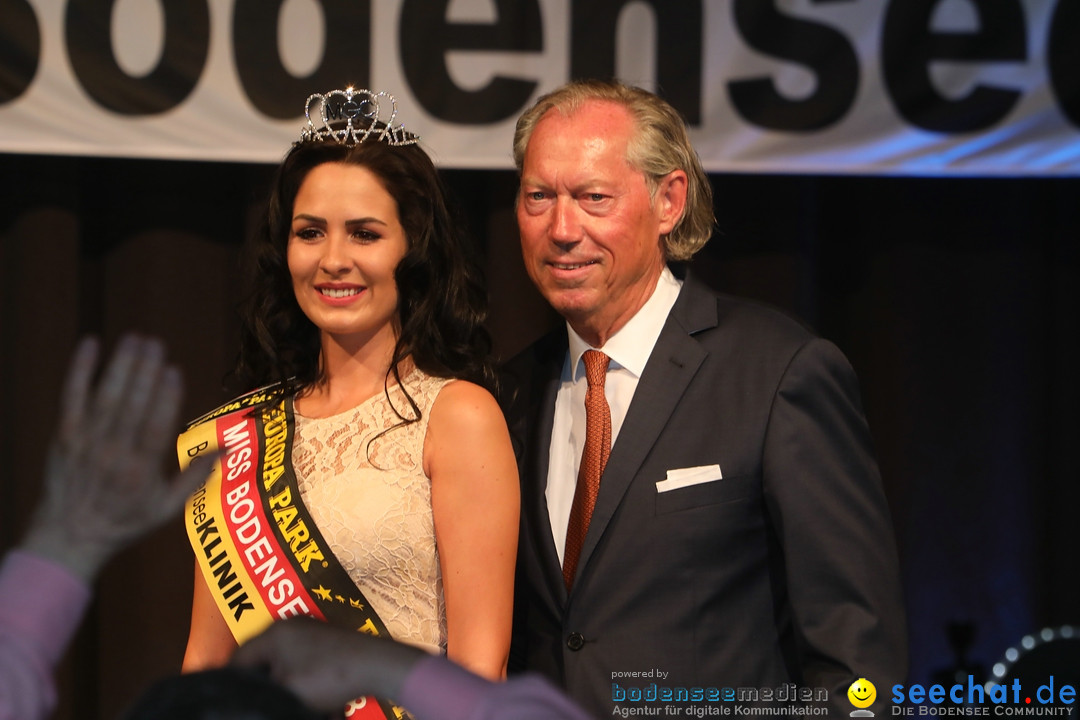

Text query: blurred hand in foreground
(20, 334), (214, 582)
(232, 617), (424, 713)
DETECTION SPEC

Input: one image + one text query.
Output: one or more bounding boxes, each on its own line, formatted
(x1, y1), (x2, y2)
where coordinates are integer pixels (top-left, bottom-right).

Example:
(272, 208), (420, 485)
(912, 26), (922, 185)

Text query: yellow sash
(180, 387), (412, 719)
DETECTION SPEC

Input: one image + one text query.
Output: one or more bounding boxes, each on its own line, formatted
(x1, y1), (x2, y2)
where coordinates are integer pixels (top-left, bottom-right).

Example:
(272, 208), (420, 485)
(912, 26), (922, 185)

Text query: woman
(180, 89), (518, 686)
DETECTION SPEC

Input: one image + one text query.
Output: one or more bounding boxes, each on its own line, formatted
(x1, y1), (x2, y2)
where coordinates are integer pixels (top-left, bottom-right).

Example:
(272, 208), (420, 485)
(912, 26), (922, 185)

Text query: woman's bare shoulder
(428, 379), (504, 427)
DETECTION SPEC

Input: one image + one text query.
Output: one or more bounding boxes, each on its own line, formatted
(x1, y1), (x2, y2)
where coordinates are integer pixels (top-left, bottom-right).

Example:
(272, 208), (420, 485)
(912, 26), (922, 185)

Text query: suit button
(566, 632), (585, 651)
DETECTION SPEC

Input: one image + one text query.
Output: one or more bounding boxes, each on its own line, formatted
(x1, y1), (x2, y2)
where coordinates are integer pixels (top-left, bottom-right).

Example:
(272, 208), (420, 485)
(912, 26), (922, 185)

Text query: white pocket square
(655, 464), (723, 493)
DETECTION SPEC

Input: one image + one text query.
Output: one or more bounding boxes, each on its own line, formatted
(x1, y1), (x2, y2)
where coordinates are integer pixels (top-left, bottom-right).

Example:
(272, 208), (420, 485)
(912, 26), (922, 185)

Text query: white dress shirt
(546, 267), (683, 563)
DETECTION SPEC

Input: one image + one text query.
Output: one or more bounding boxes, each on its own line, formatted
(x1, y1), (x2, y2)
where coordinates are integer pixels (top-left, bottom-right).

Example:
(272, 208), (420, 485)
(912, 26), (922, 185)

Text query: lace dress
(292, 370), (452, 654)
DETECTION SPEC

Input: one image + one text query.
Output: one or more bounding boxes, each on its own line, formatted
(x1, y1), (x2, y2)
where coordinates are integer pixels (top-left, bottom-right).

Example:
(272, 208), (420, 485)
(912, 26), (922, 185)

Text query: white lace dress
(292, 370), (452, 654)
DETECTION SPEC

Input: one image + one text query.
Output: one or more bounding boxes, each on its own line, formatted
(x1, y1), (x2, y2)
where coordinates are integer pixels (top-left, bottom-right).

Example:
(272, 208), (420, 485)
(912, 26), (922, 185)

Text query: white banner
(1, 0), (1077, 174)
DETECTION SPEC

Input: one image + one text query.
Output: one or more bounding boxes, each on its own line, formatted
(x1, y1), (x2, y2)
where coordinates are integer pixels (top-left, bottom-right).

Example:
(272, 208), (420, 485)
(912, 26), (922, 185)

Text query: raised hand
(20, 334), (213, 582)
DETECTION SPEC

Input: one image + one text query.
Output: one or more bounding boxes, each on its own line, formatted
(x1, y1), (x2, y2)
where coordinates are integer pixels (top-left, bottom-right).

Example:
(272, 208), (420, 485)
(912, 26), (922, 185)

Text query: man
(502, 79), (907, 718)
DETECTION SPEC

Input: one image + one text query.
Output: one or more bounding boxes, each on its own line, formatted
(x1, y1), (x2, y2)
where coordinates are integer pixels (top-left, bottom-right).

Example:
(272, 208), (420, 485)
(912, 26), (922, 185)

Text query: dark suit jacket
(501, 273), (907, 718)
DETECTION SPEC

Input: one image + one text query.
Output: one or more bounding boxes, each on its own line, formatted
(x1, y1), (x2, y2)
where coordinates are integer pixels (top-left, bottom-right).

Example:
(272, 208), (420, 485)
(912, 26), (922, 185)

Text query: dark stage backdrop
(0, 153), (1077, 718)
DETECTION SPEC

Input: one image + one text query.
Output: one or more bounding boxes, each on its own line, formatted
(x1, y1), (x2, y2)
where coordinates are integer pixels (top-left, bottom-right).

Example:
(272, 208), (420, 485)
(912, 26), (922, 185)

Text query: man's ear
(656, 169), (688, 235)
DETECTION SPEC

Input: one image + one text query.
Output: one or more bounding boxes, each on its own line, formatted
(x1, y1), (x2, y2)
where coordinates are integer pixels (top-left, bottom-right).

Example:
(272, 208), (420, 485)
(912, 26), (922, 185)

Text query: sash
(180, 386), (413, 719)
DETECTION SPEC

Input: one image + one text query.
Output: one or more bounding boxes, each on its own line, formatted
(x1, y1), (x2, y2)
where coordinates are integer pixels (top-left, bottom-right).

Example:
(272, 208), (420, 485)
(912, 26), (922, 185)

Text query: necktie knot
(582, 350), (610, 388)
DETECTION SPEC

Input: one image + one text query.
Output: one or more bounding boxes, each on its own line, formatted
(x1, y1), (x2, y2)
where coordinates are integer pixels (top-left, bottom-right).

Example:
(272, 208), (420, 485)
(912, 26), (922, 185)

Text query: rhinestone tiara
(298, 88), (419, 147)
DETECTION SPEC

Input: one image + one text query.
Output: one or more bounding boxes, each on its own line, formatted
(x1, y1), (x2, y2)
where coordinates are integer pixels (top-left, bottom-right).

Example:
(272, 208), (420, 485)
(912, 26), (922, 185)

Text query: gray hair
(513, 79), (715, 261)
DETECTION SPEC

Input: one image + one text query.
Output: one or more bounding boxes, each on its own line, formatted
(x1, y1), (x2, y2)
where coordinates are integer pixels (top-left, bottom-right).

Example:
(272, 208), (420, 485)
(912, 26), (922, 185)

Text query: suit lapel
(572, 276), (719, 583)
(519, 332), (573, 606)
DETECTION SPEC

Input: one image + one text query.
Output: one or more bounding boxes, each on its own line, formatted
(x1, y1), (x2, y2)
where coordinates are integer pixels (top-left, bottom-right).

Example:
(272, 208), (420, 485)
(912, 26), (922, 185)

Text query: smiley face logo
(848, 678), (877, 709)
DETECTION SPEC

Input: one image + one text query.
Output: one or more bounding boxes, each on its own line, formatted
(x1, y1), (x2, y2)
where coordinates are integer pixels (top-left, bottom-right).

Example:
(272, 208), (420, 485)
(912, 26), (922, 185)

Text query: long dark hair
(233, 135), (494, 413)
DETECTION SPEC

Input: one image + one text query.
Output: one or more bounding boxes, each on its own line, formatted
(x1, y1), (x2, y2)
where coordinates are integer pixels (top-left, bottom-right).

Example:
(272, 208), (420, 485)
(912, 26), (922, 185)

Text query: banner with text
(1, 0), (1077, 174)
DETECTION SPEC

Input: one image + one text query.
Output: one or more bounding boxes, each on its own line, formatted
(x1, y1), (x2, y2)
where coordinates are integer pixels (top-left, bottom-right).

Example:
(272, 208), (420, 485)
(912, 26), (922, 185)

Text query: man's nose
(550, 197), (580, 244)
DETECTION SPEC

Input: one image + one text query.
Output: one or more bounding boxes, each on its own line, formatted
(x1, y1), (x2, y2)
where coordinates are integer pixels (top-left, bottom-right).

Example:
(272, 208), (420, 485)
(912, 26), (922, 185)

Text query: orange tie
(563, 350), (611, 591)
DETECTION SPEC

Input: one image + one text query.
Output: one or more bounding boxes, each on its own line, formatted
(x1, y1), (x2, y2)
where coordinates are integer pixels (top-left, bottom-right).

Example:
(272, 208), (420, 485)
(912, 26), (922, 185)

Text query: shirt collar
(567, 266), (683, 380)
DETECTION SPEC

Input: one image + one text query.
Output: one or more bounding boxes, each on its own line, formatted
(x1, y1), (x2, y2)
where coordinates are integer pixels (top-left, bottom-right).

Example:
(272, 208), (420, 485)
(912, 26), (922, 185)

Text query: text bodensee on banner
(1, 0), (1077, 174)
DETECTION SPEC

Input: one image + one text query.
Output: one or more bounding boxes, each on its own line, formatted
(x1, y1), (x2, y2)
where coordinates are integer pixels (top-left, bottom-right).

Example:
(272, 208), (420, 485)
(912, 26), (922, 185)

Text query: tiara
(299, 88), (419, 146)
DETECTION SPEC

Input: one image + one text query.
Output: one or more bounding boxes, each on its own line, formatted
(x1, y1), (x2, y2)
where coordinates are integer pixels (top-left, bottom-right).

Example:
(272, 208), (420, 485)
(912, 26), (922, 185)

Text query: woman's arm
(425, 380), (520, 681)
(182, 563), (239, 671)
